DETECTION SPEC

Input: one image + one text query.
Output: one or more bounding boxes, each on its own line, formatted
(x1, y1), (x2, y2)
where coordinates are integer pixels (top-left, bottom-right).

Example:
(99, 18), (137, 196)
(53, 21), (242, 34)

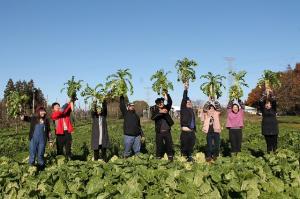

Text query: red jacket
(51, 103), (74, 135)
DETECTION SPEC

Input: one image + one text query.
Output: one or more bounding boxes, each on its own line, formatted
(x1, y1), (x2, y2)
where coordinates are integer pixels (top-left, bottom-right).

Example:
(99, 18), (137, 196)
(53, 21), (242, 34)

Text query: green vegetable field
(0, 115), (300, 198)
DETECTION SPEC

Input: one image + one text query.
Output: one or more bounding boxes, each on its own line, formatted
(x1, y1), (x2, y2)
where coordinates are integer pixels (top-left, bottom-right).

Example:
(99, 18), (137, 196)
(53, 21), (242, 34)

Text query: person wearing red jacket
(51, 101), (74, 159)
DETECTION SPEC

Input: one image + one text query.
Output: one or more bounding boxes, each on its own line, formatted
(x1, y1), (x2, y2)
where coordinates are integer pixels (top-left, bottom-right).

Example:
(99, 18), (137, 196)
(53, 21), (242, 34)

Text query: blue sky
(0, 0), (299, 107)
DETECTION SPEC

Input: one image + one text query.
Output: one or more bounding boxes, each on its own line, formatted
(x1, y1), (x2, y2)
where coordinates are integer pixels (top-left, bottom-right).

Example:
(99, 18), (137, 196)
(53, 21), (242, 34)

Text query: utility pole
(225, 57), (235, 100)
(144, 87), (151, 119)
(32, 88), (37, 114)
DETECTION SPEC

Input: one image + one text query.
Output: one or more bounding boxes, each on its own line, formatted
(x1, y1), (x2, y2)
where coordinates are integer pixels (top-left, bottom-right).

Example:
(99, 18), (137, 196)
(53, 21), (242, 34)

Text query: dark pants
(264, 135), (278, 152)
(94, 145), (107, 161)
(229, 129), (242, 153)
(180, 131), (196, 158)
(156, 131), (174, 158)
(206, 132), (220, 158)
(56, 131), (72, 158)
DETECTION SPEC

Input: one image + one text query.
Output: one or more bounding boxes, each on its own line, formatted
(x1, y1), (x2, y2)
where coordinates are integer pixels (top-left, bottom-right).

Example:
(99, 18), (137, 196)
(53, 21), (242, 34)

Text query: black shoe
(187, 156), (194, 162)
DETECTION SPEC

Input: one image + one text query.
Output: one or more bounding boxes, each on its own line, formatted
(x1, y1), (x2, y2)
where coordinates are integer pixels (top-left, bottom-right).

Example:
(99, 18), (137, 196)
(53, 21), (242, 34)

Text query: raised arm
(165, 94), (173, 111)
(45, 118), (51, 141)
(238, 99), (245, 110)
(21, 115), (32, 123)
(181, 89), (188, 109)
(101, 100), (108, 117)
(51, 103), (72, 120)
(120, 96), (127, 116)
(227, 100), (233, 109)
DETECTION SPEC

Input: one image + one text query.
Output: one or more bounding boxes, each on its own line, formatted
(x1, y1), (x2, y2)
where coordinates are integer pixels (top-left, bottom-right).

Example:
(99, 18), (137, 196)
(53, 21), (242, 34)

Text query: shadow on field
(220, 139), (231, 157)
(72, 142), (90, 161)
(248, 148), (265, 158)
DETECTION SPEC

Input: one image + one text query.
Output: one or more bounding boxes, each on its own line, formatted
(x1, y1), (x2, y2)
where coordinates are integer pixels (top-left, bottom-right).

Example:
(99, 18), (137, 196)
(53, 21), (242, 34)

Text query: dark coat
(151, 94), (174, 133)
(259, 99), (279, 135)
(120, 96), (142, 136)
(180, 89), (197, 131)
(91, 101), (110, 150)
(23, 116), (51, 141)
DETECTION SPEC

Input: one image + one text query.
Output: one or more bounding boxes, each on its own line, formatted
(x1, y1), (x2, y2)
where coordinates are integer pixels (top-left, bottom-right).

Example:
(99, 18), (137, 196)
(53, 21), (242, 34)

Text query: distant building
(245, 106), (257, 115)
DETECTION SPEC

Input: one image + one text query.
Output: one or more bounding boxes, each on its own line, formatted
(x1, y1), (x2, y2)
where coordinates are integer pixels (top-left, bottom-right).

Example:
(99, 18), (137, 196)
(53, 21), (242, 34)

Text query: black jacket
(180, 90), (196, 131)
(151, 94), (174, 133)
(259, 98), (279, 135)
(91, 101), (110, 150)
(120, 96), (142, 136)
(23, 116), (51, 141)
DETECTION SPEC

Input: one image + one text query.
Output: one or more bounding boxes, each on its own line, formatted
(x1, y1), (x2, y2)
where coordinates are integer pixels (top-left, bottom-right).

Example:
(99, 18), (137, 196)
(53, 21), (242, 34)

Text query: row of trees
(246, 64), (300, 115)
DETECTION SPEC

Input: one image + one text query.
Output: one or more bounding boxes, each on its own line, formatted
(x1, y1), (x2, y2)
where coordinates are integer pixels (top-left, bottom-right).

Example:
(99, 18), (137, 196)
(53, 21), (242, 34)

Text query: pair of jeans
(206, 132), (220, 158)
(156, 131), (174, 158)
(29, 124), (46, 166)
(56, 131), (72, 158)
(229, 129), (243, 153)
(124, 135), (141, 157)
(264, 135), (278, 153)
(180, 131), (196, 158)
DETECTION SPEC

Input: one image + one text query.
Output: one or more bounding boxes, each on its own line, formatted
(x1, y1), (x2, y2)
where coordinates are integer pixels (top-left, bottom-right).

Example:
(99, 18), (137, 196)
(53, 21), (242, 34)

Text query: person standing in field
(91, 100), (110, 161)
(259, 90), (279, 153)
(226, 99), (245, 155)
(20, 106), (52, 170)
(180, 83), (197, 162)
(201, 98), (222, 162)
(51, 100), (75, 160)
(120, 95), (143, 158)
(151, 90), (174, 161)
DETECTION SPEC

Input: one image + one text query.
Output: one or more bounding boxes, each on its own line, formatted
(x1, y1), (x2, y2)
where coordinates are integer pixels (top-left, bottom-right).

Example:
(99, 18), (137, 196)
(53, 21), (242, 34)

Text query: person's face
(157, 101), (164, 109)
(128, 105), (135, 111)
(232, 105), (239, 113)
(208, 106), (215, 113)
(53, 104), (60, 112)
(39, 110), (46, 118)
(187, 100), (192, 108)
(265, 102), (272, 110)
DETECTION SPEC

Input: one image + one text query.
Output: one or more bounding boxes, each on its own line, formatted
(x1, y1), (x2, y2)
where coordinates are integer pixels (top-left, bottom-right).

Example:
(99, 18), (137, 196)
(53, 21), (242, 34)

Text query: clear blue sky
(0, 0), (299, 107)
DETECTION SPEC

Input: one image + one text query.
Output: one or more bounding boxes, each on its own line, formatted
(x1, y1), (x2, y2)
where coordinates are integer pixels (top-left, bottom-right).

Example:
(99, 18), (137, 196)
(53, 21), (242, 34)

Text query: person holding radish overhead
(151, 90), (174, 161)
(51, 100), (75, 159)
(258, 70), (281, 153)
(202, 98), (222, 162)
(20, 106), (51, 170)
(51, 76), (82, 159)
(259, 91), (279, 153)
(150, 69), (175, 161)
(91, 100), (110, 161)
(120, 95), (143, 158)
(226, 100), (245, 155)
(200, 72), (225, 162)
(180, 83), (197, 162)
(226, 70), (248, 155)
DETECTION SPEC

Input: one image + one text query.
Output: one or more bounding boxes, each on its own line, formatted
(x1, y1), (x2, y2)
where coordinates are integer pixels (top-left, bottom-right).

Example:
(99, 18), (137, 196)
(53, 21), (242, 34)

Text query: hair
(51, 102), (60, 109)
(208, 104), (216, 110)
(36, 106), (46, 113)
(155, 98), (164, 105)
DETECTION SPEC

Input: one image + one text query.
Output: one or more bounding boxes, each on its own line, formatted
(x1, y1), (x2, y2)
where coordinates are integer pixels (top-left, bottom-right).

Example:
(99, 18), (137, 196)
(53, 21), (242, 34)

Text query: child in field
(259, 91), (279, 153)
(21, 106), (51, 170)
(51, 100), (74, 159)
(91, 100), (110, 161)
(201, 98), (222, 162)
(226, 99), (245, 155)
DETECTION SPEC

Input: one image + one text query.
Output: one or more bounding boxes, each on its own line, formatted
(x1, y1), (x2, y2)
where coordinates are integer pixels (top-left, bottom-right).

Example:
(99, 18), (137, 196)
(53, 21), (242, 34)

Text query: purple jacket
(226, 100), (245, 129)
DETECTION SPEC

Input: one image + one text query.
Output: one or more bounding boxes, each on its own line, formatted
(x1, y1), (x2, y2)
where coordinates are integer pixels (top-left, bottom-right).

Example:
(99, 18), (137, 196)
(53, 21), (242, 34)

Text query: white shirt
(99, 116), (103, 145)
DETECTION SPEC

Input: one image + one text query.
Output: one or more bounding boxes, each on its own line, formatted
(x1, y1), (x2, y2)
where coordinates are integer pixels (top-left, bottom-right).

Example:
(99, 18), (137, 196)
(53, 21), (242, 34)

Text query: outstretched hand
(184, 82), (189, 90)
